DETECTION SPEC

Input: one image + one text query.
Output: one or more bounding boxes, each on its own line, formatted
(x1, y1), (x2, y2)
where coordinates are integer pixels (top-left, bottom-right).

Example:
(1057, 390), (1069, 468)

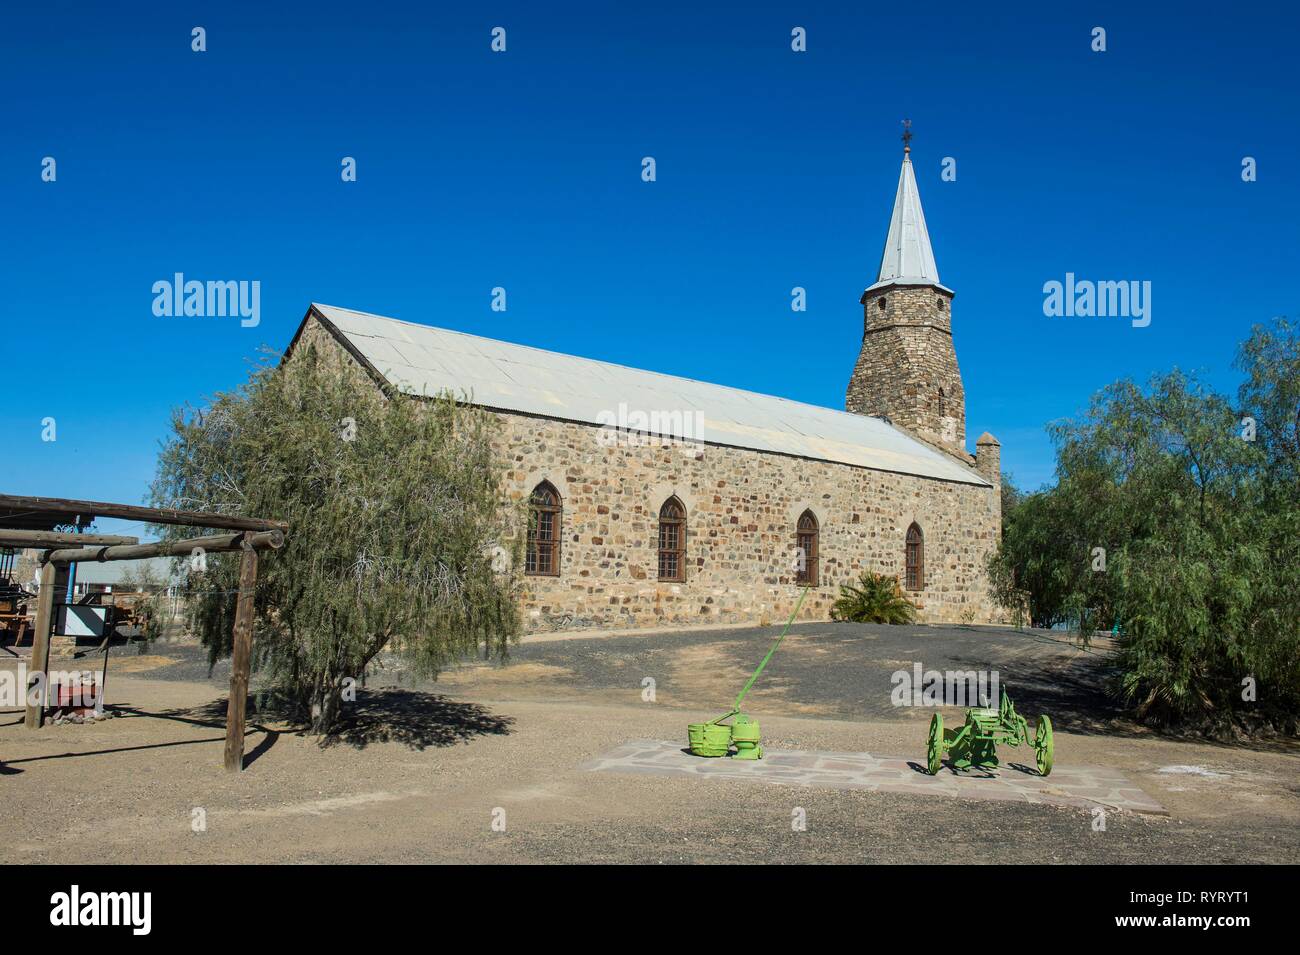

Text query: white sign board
(58, 605), (108, 637)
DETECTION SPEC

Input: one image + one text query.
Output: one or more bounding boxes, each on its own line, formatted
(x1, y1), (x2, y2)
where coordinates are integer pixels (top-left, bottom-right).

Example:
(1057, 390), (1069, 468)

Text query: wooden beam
(0, 530), (139, 548)
(0, 493), (287, 533)
(24, 561), (57, 729)
(223, 544), (259, 772)
(45, 529), (284, 565)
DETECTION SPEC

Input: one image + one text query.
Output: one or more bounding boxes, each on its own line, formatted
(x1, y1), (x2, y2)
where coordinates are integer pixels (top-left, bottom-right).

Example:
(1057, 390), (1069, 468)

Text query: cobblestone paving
(583, 739), (1168, 815)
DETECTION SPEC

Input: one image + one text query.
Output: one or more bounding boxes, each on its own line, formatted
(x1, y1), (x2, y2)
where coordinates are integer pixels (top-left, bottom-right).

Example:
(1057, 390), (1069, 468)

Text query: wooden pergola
(0, 493), (287, 772)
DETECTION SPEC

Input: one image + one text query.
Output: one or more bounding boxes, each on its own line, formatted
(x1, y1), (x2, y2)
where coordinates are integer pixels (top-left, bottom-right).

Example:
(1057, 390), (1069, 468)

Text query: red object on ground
(50, 677), (101, 715)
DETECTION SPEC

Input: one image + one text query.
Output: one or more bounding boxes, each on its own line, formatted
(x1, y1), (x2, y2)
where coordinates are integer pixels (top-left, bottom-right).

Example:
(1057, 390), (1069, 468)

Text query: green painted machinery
(687, 589), (808, 760)
(925, 687), (1054, 776)
(686, 720), (732, 757)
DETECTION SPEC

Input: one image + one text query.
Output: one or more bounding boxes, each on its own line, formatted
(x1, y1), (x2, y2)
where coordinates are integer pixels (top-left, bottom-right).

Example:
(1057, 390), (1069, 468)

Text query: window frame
(795, 510), (819, 587)
(525, 481), (562, 577)
(657, 496), (687, 583)
(904, 522), (924, 591)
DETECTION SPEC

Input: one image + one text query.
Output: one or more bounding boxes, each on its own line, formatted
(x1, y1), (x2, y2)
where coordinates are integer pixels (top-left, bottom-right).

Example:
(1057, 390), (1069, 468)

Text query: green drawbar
(686, 587), (810, 759)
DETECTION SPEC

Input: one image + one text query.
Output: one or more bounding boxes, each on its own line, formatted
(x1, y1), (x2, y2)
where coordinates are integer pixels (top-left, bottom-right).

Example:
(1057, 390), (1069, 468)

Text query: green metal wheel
(1034, 715), (1054, 776)
(927, 713), (944, 775)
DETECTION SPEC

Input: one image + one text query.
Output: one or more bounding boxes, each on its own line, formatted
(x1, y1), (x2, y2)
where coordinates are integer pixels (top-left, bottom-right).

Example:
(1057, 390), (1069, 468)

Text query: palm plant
(830, 571), (916, 624)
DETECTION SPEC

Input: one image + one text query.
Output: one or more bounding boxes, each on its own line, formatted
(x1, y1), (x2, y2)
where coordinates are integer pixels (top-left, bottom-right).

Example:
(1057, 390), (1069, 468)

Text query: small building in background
(63, 555), (177, 598)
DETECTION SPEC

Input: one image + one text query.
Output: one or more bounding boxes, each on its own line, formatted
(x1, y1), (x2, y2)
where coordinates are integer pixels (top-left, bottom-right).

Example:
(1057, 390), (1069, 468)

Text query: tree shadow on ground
(955, 663), (1299, 752)
(191, 687), (514, 752)
(827, 625), (1299, 750)
(1002, 662), (1133, 737)
(323, 688), (515, 750)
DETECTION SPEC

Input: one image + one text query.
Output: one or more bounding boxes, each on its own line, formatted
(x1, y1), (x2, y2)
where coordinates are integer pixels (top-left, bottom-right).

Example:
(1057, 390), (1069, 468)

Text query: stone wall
(846, 284), (966, 455)
(495, 413), (1000, 633)
(293, 310), (1002, 634)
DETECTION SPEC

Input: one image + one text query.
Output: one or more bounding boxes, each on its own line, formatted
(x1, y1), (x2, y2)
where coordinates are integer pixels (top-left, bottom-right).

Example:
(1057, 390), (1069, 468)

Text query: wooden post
(45, 529), (282, 565)
(0, 493), (287, 533)
(223, 544), (259, 772)
(24, 561), (57, 729)
(0, 530), (139, 548)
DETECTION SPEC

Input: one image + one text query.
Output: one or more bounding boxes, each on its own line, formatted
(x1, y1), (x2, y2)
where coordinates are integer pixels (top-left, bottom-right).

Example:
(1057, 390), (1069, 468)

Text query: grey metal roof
(866, 152), (949, 295)
(312, 303), (989, 487)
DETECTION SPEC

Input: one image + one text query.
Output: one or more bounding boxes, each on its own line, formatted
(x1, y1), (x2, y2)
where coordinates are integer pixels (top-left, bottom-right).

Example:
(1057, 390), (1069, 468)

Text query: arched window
(938, 387), (946, 418)
(795, 510), (819, 587)
(525, 482), (561, 576)
(657, 497), (686, 582)
(905, 523), (924, 591)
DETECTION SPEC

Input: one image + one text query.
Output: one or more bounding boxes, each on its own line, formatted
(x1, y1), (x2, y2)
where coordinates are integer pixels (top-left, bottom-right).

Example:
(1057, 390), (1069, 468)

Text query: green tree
(988, 319), (1300, 729)
(1000, 472), (1023, 518)
(987, 486), (1084, 629)
(1236, 317), (1300, 489)
(150, 345), (522, 734)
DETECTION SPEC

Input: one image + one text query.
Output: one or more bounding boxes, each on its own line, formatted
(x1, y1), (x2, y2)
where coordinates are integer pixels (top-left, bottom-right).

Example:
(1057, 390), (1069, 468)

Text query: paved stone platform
(583, 739), (1167, 815)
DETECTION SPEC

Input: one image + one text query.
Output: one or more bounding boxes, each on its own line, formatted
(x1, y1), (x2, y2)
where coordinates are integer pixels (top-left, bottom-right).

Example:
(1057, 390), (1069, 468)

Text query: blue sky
(3, 1), (1297, 540)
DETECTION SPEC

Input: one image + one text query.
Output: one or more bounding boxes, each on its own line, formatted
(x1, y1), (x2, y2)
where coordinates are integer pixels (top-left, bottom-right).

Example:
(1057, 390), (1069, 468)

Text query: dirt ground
(2, 624), (1297, 864)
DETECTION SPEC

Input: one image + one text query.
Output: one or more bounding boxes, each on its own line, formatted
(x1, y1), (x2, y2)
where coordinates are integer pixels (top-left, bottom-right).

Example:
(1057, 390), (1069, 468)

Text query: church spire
(867, 124), (941, 293)
(847, 128), (965, 452)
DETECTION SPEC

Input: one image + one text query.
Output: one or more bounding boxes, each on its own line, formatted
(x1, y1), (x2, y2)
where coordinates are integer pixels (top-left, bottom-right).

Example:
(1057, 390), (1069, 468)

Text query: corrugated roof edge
(286, 303), (992, 489)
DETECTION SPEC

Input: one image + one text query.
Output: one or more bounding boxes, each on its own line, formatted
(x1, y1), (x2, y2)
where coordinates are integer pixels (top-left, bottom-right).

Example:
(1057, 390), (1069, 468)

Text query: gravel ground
(435, 622), (1125, 725)
(2, 624), (1295, 864)
(138, 622), (1124, 727)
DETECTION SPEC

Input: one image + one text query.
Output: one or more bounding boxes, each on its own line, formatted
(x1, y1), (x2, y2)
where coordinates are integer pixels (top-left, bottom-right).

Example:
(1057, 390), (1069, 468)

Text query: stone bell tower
(846, 129), (966, 454)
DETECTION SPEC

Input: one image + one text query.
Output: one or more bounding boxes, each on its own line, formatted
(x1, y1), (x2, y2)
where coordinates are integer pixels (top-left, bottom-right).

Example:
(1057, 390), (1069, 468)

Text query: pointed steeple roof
(866, 148), (947, 294)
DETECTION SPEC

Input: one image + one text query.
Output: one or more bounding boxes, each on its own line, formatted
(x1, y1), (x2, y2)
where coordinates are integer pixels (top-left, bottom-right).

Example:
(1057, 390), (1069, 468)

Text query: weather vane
(901, 118), (913, 154)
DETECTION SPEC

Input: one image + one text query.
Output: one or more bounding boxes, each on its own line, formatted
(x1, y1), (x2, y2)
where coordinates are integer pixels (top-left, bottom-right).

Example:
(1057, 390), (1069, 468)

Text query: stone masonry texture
(294, 311), (1003, 634)
(846, 284), (966, 455)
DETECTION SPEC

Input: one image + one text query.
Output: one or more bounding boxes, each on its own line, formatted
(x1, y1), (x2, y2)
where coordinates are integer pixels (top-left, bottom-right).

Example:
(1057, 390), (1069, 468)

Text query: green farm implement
(925, 687), (1053, 776)
(686, 588), (808, 760)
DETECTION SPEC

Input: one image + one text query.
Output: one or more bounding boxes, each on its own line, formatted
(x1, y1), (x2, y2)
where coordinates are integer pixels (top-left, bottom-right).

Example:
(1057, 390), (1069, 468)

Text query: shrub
(831, 572), (916, 624)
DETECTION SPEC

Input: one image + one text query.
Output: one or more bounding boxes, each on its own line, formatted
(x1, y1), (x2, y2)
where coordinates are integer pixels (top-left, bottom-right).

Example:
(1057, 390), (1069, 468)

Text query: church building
(286, 143), (1003, 631)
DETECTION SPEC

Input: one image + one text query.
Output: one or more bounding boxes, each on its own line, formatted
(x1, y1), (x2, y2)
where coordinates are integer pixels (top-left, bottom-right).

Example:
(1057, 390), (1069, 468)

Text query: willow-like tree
(989, 318), (1300, 729)
(150, 344), (521, 734)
